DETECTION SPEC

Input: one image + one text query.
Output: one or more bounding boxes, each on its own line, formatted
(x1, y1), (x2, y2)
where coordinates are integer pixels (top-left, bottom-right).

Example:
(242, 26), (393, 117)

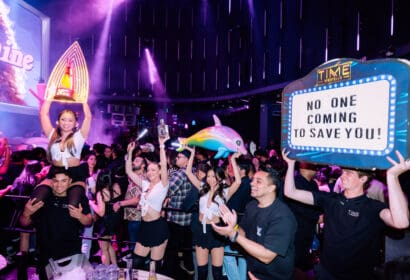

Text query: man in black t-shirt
(20, 167), (92, 280)
(212, 168), (297, 280)
(283, 150), (410, 280)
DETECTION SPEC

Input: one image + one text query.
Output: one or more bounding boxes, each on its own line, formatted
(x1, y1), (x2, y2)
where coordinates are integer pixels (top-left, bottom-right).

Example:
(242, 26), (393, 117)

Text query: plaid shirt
(166, 168), (193, 226)
(123, 180), (142, 222)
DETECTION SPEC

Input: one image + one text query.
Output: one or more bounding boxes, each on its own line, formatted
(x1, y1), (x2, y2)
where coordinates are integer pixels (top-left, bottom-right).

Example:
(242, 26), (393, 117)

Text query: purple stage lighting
(247, 0), (255, 18)
(87, 0), (120, 147)
(144, 48), (166, 97)
(201, 0), (208, 24)
(90, 0), (115, 97)
(51, 0), (125, 35)
(145, 48), (158, 85)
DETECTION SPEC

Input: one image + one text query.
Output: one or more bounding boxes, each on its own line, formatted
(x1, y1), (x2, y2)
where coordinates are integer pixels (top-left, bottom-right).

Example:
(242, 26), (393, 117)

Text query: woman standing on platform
(127, 134), (169, 278)
(31, 99), (92, 206)
(184, 146), (242, 280)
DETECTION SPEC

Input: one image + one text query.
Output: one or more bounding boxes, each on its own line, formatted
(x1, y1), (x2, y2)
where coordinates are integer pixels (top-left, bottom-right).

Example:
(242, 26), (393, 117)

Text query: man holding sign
(282, 149), (409, 279)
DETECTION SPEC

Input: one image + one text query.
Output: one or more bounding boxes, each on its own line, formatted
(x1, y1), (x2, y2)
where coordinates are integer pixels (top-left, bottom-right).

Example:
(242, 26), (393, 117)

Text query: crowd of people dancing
(0, 98), (409, 280)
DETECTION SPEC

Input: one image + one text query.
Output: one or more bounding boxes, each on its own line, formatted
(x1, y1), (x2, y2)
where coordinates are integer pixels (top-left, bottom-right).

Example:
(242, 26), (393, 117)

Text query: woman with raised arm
(184, 145), (242, 280)
(127, 135), (170, 278)
(31, 99), (92, 206)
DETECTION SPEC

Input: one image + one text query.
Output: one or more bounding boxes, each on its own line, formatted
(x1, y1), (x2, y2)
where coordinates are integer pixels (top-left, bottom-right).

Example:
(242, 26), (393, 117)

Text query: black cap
(178, 150), (191, 159)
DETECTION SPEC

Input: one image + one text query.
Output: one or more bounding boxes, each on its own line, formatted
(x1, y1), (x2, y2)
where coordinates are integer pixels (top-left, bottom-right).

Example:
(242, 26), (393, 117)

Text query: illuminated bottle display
(157, 118), (169, 138)
(54, 61), (75, 101)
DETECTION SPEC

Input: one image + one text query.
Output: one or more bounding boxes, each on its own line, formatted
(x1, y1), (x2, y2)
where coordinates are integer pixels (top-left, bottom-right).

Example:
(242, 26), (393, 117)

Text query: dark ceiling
(23, 0), (410, 105)
(14, 0), (410, 144)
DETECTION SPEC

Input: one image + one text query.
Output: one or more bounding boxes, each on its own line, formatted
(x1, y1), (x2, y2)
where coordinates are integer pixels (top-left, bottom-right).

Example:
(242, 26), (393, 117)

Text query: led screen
(0, 0), (48, 109)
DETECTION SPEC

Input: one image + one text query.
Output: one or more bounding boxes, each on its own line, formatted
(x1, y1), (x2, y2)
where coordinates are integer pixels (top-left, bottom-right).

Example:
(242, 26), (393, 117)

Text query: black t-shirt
(240, 199), (297, 280)
(313, 191), (387, 279)
(287, 174), (322, 224)
(32, 193), (91, 265)
(285, 174), (322, 269)
(227, 176), (252, 221)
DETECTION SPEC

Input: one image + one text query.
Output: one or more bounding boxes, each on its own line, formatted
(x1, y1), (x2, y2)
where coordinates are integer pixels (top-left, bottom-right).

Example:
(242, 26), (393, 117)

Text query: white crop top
(49, 129), (85, 169)
(139, 180), (169, 217)
(199, 188), (228, 233)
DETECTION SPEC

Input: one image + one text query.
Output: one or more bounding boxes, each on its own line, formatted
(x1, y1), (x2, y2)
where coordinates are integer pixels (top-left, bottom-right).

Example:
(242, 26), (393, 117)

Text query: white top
(199, 188), (228, 233)
(139, 180), (169, 217)
(49, 129), (85, 169)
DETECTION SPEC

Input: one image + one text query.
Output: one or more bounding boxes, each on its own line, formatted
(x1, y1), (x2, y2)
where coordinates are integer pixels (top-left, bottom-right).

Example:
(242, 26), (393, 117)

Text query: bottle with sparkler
(54, 60), (75, 101)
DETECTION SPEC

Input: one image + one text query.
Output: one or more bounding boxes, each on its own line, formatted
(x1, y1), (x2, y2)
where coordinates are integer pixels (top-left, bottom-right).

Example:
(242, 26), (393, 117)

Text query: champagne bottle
(157, 119), (169, 138)
(54, 62), (75, 101)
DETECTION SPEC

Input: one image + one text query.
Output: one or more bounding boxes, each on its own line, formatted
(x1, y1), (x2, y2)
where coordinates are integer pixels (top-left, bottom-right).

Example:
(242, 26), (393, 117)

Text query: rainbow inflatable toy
(177, 115), (247, 158)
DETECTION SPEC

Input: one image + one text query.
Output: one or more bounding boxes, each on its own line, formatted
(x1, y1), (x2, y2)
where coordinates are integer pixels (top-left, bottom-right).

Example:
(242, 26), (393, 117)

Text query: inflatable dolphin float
(177, 115), (247, 158)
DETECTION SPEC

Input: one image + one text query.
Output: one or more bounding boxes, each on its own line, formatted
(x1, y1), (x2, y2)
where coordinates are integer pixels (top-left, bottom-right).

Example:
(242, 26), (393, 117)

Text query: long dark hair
(200, 166), (228, 205)
(95, 168), (116, 201)
(83, 152), (98, 175)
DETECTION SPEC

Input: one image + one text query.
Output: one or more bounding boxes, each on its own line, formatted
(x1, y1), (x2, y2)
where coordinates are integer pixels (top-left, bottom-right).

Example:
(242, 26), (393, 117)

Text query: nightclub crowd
(0, 98), (409, 280)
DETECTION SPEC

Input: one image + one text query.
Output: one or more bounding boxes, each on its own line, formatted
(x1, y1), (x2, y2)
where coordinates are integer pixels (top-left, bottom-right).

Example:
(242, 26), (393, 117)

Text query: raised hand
(28, 83), (46, 104)
(182, 144), (195, 153)
(158, 134), (170, 145)
(127, 142), (136, 153)
(386, 150), (410, 177)
(281, 148), (295, 165)
(231, 149), (242, 159)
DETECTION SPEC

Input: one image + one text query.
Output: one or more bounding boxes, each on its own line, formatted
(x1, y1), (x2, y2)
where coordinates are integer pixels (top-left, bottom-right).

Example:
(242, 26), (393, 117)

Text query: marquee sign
(281, 58), (410, 170)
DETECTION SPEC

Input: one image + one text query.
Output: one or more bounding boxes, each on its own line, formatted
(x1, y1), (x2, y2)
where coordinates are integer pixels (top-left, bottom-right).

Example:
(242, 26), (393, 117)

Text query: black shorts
(192, 221), (226, 249)
(139, 217), (169, 247)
